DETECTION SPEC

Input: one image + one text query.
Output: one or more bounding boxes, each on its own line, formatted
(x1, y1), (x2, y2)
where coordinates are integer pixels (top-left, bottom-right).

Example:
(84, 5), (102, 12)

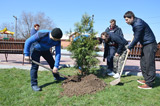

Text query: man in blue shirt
(124, 11), (157, 89)
(30, 24), (40, 36)
(24, 28), (65, 91)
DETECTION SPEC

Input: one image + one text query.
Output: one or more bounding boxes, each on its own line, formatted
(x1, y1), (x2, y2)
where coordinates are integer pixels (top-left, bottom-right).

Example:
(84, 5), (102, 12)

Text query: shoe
(102, 70), (107, 77)
(54, 77), (67, 81)
(107, 72), (115, 76)
(54, 77), (57, 80)
(32, 85), (41, 91)
(138, 84), (152, 89)
(113, 73), (120, 79)
(137, 80), (146, 84)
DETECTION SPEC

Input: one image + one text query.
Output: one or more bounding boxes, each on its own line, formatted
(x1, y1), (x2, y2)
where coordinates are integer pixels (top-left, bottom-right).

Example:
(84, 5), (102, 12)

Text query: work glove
(24, 56), (30, 61)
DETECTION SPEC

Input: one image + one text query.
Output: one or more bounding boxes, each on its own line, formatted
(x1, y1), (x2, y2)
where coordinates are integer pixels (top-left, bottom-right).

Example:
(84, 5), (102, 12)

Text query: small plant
(67, 13), (100, 75)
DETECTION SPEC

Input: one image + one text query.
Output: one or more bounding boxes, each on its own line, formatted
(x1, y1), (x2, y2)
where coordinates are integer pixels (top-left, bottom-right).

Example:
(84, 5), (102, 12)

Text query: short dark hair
(101, 32), (107, 37)
(101, 32), (109, 42)
(34, 24), (40, 27)
(123, 11), (135, 19)
(110, 19), (116, 24)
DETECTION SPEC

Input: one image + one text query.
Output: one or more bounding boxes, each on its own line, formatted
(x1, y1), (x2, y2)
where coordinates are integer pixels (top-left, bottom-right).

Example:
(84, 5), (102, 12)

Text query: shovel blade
(110, 78), (121, 86)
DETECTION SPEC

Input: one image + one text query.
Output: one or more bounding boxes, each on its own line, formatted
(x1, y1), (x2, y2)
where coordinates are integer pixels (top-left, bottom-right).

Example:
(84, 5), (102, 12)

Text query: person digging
(101, 32), (128, 78)
(24, 28), (66, 91)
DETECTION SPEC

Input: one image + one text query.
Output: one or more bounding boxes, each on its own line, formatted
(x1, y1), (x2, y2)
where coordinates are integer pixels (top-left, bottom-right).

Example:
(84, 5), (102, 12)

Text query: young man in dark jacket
(24, 28), (65, 91)
(101, 32), (128, 78)
(104, 19), (124, 76)
(124, 11), (157, 89)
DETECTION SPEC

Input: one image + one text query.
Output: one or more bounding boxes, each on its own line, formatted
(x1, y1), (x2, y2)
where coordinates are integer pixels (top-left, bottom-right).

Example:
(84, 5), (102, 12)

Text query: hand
(24, 56), (30, 61)
(115, 53), (119, 56)
(52, 67), (58, 73)
(127, 49), (130, 53)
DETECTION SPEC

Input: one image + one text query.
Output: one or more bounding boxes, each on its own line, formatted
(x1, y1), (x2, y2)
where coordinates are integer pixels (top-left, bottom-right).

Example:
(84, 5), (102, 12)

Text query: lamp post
(92, 14), (94, 21)
(91, 14), (94, 34)
(13, 16), (17, 39)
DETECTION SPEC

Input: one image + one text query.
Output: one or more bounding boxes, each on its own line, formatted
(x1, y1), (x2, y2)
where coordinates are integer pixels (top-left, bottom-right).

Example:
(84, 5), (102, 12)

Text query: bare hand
(24, 56), (30, 61)
(52, 67), (58, 73)
(127, 49), (130, 53)
(115, 53), (119, 56)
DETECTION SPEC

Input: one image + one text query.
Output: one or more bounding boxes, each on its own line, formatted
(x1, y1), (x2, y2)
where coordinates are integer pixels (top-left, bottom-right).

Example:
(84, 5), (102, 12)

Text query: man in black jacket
(124, 11), (157, 89)
(104, 19), (124, 76)
(101, 32), (128, 78)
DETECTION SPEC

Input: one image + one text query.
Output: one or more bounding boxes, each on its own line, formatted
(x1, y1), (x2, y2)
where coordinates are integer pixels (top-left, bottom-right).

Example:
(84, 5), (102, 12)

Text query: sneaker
(138, 84), (152, 89)
(31, 85), (41, 91)
(137, 80), (146, 84)
(113, 73), (120, 79)
(107, 72), (115, 76)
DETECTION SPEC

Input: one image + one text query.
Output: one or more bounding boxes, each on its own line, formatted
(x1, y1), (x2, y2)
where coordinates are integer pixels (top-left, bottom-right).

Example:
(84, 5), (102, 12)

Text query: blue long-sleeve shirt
(30, 28), (38, 36)
(24, 30), (61, 68)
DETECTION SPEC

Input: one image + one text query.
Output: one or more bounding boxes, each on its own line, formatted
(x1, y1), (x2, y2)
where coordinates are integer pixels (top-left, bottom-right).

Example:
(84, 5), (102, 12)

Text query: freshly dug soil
(61, 74), (107, 97)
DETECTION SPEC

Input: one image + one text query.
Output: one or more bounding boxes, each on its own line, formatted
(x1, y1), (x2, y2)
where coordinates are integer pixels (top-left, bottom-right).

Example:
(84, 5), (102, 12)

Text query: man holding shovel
(101, 32), (128, 78)
(124, 11), (157, 89)
(24, 28), (66, 91)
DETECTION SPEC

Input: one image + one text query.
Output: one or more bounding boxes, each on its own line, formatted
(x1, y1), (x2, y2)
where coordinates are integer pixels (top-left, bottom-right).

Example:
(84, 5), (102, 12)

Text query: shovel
(31, 60), (81, 82)
(110, 37), (134, 86)
(110, 51), (129, 86)
(31, 60), (69, 79)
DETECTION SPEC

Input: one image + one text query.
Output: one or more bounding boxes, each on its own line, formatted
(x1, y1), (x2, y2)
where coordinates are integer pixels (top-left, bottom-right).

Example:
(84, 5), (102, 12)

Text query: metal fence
(128, 43), (160, 61)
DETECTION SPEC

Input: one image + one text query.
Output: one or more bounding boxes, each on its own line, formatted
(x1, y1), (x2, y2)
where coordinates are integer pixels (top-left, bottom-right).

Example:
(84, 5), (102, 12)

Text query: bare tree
(1, 11), (55, 39)
(17, 11), (55, 39)
(18, 11), (34, 39)
(34, 12), (54, 30)
(0, 23), (14, 31)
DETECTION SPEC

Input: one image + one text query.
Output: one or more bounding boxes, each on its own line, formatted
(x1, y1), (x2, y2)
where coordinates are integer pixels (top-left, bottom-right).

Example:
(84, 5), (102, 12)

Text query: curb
(0, 64), (160, 78)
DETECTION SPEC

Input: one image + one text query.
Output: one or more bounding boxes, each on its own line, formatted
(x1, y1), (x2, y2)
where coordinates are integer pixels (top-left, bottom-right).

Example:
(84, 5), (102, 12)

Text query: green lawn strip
(0, 68), (160, 106)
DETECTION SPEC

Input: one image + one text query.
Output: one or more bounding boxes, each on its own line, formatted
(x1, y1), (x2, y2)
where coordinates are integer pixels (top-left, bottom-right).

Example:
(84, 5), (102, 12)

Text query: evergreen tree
(67, 13), (99, 75)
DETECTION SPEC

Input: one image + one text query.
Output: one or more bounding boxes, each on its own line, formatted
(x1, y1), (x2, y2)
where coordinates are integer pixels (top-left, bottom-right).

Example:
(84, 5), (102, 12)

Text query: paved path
(0, 54), (160, 77)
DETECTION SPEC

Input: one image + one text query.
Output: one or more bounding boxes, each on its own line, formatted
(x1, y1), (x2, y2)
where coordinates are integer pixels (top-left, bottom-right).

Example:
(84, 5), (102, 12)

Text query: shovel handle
(31, 60), (68, 78)
(32, 60), (52, 71)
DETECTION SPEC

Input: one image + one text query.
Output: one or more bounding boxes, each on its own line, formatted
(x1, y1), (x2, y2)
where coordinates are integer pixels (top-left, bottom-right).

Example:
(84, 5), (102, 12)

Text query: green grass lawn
(0, 68), (160, 106)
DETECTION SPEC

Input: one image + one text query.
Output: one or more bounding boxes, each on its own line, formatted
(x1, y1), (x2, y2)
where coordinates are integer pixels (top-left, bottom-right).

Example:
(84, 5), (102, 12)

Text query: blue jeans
(30, 49), (60, 86)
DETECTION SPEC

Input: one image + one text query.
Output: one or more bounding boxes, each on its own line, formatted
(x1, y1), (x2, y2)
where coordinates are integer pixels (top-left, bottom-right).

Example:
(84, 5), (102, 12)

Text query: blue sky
(0, 0), (160, 41)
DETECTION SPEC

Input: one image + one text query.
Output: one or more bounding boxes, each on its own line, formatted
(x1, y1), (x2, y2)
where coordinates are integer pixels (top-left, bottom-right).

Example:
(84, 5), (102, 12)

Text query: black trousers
(30, 50), (60, 86)
(140, 42), (157, 87)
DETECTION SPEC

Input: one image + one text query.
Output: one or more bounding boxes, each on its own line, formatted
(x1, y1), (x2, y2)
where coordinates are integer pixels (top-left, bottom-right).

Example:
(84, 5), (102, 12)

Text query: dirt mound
(61, 74), (107, 97)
